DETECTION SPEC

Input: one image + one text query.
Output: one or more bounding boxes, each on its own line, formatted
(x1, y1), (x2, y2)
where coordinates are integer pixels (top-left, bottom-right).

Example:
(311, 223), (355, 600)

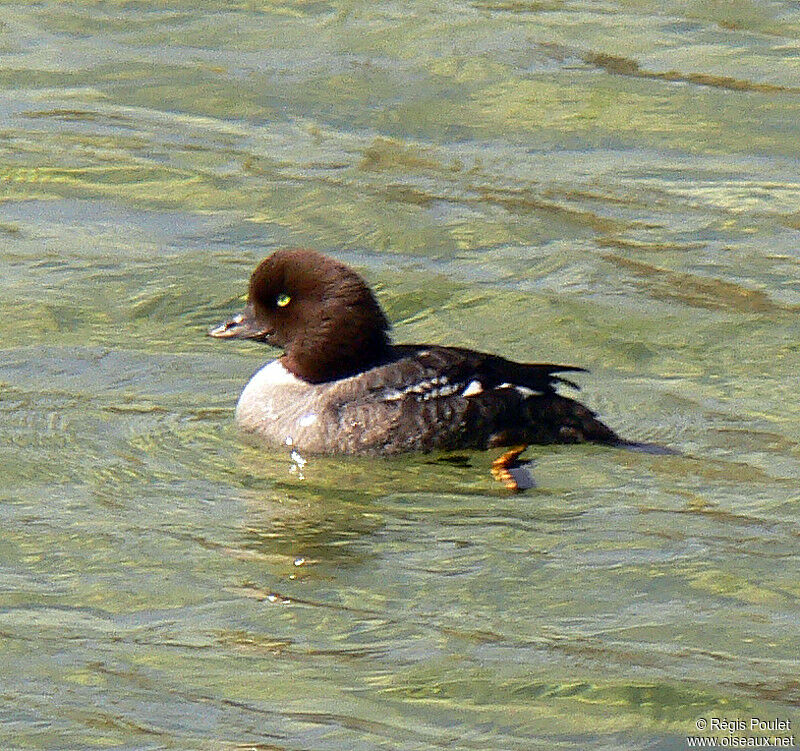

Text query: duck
(210, 248), (622, 489)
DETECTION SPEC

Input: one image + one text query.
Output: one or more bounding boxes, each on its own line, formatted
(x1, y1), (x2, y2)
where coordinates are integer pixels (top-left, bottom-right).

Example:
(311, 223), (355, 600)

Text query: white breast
(243, 359), (304, 388)
(235, 360), (308, 430)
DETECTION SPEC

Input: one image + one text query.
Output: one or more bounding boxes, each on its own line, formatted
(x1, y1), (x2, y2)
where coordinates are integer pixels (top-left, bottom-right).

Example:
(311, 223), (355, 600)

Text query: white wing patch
(461, 380), (483, 397)
(498, 382), (541, 397)
(382, 375), (542, 403)
(383, 375), (464, 402)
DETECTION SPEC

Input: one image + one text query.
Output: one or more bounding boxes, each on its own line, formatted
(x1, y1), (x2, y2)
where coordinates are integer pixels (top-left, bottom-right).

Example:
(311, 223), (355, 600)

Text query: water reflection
(232, 445), (503, 571)
(3, 0), (800, 748)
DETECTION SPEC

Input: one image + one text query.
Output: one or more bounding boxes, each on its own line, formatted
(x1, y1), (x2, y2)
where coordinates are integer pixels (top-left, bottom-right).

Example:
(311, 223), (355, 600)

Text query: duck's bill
(208, 310), (270, 340)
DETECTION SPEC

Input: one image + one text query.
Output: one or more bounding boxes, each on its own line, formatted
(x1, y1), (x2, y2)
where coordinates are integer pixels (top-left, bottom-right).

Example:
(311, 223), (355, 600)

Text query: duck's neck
(282, 331), (392, 384)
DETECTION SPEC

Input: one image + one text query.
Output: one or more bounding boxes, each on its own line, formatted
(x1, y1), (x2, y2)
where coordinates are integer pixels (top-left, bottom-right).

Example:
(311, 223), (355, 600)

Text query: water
(2, 1), (800, 749)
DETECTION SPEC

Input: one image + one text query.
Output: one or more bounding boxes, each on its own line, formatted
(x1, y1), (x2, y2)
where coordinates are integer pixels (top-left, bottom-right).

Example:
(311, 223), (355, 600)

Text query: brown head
(209, 248), (391, 383)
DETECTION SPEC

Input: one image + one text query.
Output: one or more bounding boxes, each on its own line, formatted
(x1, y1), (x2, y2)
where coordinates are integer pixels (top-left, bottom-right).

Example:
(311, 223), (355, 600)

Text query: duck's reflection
(230, 442), (496, 574)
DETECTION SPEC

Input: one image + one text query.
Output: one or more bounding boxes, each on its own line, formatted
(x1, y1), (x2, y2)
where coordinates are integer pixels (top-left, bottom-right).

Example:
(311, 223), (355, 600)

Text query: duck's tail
(523, 394), (675, 454)
(610, 439), (677, 455)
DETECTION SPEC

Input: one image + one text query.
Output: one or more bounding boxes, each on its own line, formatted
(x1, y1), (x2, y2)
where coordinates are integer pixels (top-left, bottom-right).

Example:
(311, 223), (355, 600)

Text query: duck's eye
(276, 293), (291, 308)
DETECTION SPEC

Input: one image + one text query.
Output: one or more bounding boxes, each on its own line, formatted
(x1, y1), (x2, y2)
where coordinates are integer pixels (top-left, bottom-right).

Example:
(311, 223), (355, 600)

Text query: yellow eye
(276, 292), (291, 308)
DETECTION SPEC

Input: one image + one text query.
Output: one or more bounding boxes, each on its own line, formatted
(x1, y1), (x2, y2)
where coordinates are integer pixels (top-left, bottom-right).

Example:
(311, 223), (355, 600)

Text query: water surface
(2, 2), (800, 749)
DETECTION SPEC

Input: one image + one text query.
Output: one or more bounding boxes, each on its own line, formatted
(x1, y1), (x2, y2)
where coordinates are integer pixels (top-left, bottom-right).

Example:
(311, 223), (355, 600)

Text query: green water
(2, 1), (800, 749)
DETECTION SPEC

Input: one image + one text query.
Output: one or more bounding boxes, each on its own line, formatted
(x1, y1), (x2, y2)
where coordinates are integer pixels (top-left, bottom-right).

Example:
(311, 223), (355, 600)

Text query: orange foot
(490, 445), (530, 492)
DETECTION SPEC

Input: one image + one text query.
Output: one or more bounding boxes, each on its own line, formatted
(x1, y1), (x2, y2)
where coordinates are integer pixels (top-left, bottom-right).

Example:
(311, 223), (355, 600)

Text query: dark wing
(389, 344), (586, 397)
(334, 344), (617, 452)
(383, 345), (617, 448)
